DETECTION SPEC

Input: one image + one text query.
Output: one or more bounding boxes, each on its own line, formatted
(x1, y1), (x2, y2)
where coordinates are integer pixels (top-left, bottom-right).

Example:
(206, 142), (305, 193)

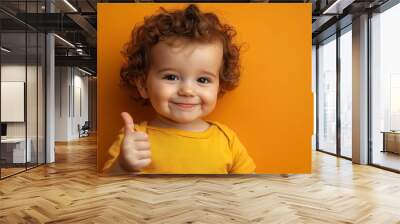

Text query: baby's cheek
(154, 91), (169, 106)
(203, 95), (218, 113)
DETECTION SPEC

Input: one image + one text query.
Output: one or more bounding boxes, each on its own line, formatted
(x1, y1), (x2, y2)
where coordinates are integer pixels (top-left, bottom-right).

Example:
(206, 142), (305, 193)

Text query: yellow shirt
(103, 121), (256, 174)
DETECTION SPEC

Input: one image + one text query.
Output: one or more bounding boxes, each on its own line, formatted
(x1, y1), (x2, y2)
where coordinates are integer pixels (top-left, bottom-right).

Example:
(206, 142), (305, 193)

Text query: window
(317, 35), (337, 154)
(339, 27), (352, 158)
(371, 2), (400, 171)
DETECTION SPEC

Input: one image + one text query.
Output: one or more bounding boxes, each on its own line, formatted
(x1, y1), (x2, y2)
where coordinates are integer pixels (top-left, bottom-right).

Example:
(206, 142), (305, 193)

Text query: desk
(1, 138), (31, 163)
(382, 131), (400, 154)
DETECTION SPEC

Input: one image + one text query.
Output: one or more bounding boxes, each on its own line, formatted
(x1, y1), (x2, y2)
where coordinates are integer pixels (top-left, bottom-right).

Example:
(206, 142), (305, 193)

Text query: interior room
(0, 0), (399, 223)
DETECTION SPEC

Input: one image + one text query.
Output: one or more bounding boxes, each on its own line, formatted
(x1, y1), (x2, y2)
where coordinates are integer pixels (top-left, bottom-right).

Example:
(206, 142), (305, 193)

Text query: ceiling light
(322, 0), (355, 15)
(1, 47), (11, 53)
(77, 67), (93, 76)
(54, 34), (75, 48)
(63, 0), (78, 12)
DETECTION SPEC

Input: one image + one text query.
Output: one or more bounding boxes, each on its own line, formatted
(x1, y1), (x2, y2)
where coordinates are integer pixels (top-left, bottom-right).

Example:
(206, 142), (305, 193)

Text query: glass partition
(1, 30), (28, 177)
(317, 35), (337, 155)
(371, 3), (400, 171)
(0, 1), (46, 179)
(27, 30), (38, 169)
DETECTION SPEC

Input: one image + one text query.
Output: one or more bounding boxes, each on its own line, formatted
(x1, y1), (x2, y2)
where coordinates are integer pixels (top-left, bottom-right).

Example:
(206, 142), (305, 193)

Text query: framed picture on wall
(1, 81), (25, 122)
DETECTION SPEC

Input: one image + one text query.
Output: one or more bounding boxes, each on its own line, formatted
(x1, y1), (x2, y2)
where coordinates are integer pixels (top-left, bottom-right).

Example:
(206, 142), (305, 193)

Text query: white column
(45, 0), (56, 163)
(352, 14), (369, 164)
(46, 32), (55, 163)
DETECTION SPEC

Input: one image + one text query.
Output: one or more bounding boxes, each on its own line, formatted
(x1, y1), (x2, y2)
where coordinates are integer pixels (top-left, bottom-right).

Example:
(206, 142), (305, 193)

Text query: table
(1, 138), (32, 163)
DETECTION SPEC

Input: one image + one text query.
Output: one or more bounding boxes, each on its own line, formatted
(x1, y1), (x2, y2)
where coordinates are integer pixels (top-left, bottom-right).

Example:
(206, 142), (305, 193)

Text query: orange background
(97, 3), (312, 173)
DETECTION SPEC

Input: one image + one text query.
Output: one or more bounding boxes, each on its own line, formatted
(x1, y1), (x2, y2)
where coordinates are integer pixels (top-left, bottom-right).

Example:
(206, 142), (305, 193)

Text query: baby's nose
(178, 82), (195, 96)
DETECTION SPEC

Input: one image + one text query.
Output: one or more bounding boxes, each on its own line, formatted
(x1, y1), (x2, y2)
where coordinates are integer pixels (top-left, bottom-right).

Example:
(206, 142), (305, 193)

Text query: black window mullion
(44, 31), (47, 164)
(367, 10), (373, 165)
(316, 45), (319, 151)
(36, 34), (39, 167)
(24, 0), (28, 171)
(36, 0), (39, 168)
(336, 29), (341, 157)
(44, 0), (48, 165)
(0, 23), (2, 179)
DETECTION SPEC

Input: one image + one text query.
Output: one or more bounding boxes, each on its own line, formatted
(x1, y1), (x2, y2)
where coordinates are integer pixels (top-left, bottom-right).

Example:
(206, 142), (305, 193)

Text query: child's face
(137, 37), (223, 124)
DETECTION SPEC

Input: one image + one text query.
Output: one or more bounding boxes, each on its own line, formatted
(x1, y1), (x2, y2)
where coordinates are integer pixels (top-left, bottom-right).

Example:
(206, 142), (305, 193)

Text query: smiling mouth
(171, 102), (199, 109)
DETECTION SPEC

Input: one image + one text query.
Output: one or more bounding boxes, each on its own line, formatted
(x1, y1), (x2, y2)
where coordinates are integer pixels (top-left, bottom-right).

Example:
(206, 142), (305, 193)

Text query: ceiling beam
(55, 55), (96, 70)
(67, 13), (97, 39)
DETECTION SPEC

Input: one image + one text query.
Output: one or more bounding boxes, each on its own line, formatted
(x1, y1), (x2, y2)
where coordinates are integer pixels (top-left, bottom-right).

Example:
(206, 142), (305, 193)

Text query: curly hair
(120, 4), (241, 103)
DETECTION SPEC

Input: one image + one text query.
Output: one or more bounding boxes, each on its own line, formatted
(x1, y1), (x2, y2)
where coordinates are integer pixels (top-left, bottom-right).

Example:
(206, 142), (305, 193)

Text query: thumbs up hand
(119, 112), (151, 172)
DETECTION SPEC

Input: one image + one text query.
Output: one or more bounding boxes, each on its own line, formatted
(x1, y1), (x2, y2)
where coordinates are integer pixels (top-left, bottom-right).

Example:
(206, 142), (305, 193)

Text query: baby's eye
(197, 77), (211, 84)
(163, 74), (179, 81)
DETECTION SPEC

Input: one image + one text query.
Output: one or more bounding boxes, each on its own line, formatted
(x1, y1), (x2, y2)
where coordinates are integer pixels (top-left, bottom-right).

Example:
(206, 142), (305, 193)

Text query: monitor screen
(1, 123), (7, 137)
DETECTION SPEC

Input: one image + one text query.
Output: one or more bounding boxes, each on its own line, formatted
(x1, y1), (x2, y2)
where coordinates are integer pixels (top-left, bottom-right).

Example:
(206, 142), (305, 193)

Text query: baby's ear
(134, 76), (148, 99)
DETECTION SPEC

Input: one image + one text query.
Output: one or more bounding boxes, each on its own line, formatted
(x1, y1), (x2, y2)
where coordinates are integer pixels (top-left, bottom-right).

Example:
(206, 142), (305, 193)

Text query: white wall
(55, 66), (70, 141)
(54, 67), (89, 141)
(72, 73), (89, 138)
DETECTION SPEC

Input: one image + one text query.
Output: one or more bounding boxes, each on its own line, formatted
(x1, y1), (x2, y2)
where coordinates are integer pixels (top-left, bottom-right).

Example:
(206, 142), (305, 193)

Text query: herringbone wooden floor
(1, 135), (400, 223)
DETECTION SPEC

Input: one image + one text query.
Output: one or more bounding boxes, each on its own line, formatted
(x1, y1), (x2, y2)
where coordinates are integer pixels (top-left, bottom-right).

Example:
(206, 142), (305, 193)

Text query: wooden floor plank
(0, 135), (399, 223)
